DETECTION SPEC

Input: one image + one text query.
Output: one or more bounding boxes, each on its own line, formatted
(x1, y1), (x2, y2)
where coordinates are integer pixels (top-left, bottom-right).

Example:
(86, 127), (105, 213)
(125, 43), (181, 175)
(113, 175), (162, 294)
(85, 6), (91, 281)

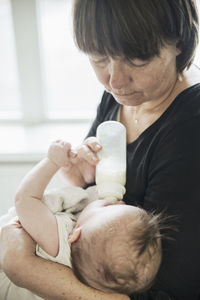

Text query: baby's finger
(83, 137), (102, 153)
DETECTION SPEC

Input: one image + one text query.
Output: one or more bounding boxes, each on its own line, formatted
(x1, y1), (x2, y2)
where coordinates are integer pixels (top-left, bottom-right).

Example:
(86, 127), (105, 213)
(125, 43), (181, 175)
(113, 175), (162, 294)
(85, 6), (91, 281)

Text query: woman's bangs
(73, 0), (163, 60)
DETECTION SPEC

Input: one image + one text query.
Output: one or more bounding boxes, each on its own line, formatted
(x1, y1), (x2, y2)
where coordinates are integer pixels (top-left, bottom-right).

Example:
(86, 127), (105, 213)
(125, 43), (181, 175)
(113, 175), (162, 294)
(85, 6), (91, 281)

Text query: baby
(0, 140), (162, 299)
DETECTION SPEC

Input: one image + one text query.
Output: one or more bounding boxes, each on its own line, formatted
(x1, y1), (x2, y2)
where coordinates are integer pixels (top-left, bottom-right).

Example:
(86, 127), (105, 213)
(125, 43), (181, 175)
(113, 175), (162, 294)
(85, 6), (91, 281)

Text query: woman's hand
(60, 137), (102, 187)
(0, 220), (36, 278)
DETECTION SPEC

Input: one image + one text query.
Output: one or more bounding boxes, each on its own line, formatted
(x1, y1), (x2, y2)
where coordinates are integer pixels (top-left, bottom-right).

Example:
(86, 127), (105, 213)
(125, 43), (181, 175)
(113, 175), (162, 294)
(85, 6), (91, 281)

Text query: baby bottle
(96, 121), (127, 201)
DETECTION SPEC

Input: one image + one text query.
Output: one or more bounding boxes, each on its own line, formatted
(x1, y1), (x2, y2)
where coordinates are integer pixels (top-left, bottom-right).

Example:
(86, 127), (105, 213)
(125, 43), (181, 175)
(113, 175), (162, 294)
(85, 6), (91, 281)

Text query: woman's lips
(113, 91), (138, 97)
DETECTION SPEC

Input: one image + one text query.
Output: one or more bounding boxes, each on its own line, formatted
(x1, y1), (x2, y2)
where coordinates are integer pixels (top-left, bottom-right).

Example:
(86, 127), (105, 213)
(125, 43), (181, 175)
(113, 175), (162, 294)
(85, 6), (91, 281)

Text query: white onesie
(0, 186), (97, 300)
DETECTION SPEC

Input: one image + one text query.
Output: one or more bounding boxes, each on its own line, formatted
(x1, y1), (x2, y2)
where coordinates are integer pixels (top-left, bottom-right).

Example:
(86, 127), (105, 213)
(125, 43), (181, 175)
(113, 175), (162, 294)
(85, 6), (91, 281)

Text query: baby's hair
(71, 208), (166, 295)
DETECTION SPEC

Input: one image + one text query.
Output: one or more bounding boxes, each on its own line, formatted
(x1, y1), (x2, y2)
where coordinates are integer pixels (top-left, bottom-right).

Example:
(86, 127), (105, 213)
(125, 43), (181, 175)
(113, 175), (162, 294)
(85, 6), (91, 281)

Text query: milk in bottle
(96, 121), (126, 201)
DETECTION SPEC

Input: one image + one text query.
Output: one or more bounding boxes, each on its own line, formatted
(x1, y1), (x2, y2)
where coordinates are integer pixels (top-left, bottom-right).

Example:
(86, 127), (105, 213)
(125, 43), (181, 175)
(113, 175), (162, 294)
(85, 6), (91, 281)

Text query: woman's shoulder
(163, 65), (200, 127)
(173, 82), (200, 120)
(154, 83), (200, 146)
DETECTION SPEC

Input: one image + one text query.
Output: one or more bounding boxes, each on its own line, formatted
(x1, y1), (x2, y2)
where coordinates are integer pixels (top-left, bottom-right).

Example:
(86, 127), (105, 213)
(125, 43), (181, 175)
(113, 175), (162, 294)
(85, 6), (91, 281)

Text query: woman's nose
(109, 59), (132, 91)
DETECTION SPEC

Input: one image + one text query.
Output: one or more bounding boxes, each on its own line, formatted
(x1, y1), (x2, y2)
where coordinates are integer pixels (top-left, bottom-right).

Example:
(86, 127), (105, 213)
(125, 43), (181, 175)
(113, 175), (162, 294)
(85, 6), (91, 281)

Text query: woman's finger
(83, 137), (102, 152)
(76, 144), (99, 165)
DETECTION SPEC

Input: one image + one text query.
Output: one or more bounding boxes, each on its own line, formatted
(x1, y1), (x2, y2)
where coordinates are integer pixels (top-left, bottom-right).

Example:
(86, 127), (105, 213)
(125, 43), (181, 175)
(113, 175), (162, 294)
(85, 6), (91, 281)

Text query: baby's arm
(15, 140), (72, 257)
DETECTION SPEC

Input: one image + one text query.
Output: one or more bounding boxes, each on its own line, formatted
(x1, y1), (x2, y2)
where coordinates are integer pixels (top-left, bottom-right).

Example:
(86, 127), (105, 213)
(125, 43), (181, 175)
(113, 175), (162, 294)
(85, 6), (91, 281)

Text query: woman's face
(89, 45), (180, 107)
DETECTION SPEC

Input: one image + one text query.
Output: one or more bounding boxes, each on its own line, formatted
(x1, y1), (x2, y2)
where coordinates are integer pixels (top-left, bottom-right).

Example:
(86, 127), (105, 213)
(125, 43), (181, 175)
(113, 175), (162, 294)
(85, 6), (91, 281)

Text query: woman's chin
(113, 92), (144, 106)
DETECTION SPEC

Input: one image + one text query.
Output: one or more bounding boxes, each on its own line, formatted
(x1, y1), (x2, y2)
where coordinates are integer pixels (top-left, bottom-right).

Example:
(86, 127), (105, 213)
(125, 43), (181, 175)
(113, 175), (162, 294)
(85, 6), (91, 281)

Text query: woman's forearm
(6, 254), (129, 300)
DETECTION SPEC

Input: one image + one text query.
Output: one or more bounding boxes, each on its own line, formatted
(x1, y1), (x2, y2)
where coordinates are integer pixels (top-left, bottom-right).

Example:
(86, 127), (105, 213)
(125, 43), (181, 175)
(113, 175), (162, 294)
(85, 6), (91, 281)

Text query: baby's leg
(0, 207), (17, 227)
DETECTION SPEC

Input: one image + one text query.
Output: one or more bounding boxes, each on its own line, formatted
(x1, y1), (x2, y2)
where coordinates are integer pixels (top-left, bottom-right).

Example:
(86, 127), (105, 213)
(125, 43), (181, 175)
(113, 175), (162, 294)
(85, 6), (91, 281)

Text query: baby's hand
(48, 140), (72, 168)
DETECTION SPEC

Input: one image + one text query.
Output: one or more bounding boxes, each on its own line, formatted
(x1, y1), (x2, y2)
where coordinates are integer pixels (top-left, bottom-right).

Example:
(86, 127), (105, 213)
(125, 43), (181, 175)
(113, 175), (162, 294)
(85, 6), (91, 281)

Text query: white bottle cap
(97, 182), (126, 201)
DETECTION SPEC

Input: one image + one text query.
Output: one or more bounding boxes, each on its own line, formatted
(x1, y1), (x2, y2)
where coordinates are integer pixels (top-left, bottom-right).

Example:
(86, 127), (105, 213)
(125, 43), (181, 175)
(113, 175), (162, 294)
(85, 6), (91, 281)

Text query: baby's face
(76, 199), (139, 232)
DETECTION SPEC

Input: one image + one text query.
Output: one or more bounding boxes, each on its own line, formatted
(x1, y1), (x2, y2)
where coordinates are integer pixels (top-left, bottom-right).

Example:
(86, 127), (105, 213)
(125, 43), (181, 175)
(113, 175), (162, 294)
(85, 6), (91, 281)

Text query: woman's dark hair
(73, 0), (199, 72)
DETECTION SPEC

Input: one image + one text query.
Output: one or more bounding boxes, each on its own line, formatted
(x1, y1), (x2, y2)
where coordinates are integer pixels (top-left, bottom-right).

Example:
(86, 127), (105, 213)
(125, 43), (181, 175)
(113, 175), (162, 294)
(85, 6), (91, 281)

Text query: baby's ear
(68, 227), (81, 244)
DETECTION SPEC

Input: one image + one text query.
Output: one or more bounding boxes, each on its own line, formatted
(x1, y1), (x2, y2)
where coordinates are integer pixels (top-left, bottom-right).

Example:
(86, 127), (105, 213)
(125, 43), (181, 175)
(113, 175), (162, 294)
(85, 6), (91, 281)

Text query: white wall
(0, 163), (35, 215)
(0, 163), (67, 216)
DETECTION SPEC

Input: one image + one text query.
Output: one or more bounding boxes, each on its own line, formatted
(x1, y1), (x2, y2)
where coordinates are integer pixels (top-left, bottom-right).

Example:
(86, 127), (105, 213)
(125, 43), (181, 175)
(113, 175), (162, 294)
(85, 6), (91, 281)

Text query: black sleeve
(143, 117), (200, 300)
(85, 102), (101, 138)
(85, 91), (107, 139)
(85, 91), (119, 138)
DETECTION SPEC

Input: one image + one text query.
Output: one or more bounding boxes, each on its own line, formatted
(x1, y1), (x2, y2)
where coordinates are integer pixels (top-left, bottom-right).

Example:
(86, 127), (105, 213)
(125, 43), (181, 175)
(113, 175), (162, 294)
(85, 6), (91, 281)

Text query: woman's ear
(68, 227), (82, 245)
(176, 42), (181, 56)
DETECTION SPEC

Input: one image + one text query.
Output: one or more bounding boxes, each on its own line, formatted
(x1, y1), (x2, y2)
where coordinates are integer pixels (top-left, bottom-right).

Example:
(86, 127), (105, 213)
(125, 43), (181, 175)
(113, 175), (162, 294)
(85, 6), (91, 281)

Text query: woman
(1, 1), (200, 299)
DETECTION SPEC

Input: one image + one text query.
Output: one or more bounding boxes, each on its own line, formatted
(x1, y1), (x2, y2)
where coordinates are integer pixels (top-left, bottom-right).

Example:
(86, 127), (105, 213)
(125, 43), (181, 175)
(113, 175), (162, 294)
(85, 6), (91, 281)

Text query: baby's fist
(48, 140), (71, 167)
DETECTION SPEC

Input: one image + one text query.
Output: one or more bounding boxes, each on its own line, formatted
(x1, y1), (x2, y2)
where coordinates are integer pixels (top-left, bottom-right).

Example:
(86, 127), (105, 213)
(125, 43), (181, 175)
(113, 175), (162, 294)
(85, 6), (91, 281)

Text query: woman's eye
(90, 56), (108, 66)
(128, 59), (148, 67)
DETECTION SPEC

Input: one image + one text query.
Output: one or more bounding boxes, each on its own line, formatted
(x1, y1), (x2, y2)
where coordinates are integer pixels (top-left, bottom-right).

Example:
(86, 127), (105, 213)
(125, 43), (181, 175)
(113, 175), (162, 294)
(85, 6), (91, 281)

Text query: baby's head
(70, 200), (161, 295)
